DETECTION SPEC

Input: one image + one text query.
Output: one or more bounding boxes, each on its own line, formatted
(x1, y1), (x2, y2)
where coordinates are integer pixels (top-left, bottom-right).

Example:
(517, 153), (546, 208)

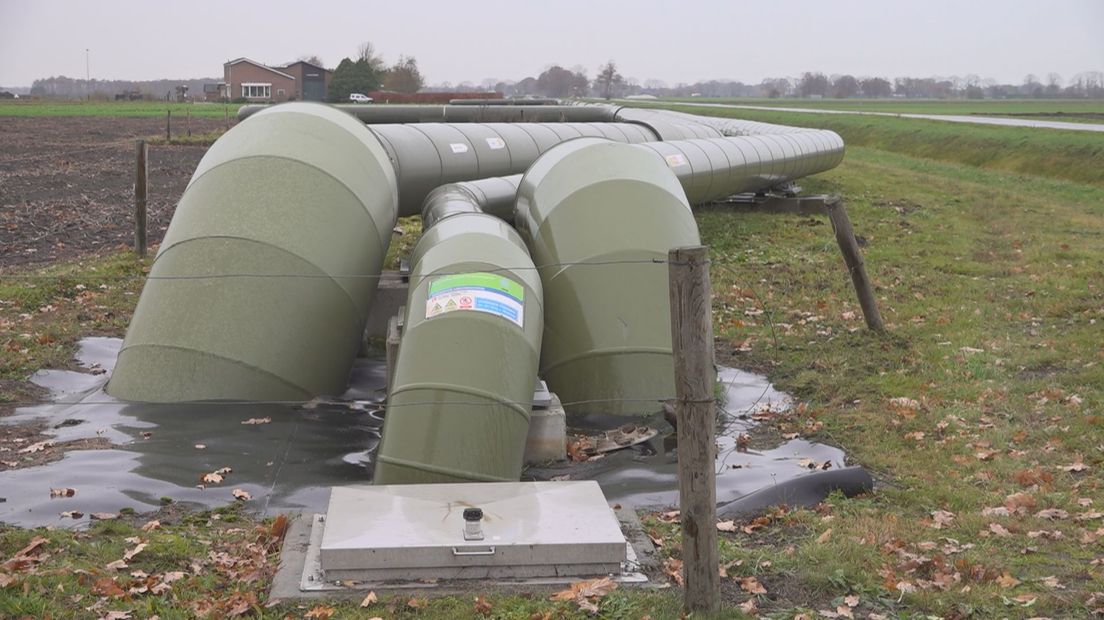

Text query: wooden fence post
(824, 197), (885, 331)
(165, 110), (171, 142)
(668, 245), (719, 614)
(134, 139), (148, 258)
(186, 107), (191, 137)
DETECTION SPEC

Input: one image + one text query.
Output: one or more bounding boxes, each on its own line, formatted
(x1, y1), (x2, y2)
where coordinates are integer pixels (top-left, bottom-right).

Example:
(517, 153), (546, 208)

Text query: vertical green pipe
(374, 212), (543, 483)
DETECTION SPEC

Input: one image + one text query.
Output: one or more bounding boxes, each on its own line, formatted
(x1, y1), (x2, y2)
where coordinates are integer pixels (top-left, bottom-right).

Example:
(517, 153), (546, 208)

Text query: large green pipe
(108, 103), (398, 402)
(238, 103), (619, 123)
(374, 207), (543, 483)
(366, 122), (662, 216)
(515, 139), (701, 416)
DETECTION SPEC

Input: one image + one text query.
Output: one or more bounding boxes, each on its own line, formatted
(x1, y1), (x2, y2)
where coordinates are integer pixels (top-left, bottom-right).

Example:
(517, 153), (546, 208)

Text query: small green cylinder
(374, 213), (543, 483)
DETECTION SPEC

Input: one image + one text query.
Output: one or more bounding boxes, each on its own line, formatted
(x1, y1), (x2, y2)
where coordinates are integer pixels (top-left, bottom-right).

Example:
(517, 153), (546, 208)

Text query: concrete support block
(364, 271), (408, 340)
(525, 394), (566, 464)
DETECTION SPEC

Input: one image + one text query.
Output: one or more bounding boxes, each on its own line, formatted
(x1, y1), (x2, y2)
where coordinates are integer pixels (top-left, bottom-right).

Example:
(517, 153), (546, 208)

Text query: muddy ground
(1, 116), (230, 269)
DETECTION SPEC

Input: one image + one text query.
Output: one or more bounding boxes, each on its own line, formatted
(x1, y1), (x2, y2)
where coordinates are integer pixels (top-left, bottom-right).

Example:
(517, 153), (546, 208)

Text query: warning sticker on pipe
(426, 272), (525, 328)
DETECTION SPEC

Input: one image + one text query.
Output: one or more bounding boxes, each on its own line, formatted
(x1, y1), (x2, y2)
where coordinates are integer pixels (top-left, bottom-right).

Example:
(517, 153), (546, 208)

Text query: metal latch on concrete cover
(452, 546), (496, 556)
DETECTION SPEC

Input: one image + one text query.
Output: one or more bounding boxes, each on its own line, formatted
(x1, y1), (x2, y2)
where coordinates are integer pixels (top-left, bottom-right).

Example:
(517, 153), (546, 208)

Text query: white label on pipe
(485, 137), (506, 150)
(664, 153), (688, 167)
(449, 143), (469, 154)
(426, 272), (525, 328)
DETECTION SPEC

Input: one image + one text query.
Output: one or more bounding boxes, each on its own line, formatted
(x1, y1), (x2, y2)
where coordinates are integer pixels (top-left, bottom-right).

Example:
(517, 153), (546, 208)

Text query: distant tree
(859, 77), (892, 98)
(535, 65), (588, 97)
(356, 41), (386, 72)
(831, 74), (859, 98)
(514, 77), (538, 96)
(759, 77), (792, 98)
(328, 56), (383, 101)
(1045, 73), (1062, 97)
(594, 60), (624, 100)
(382, 55), (424, 93)
(798, 72), (829, 97)
(298, 54), (325, 67)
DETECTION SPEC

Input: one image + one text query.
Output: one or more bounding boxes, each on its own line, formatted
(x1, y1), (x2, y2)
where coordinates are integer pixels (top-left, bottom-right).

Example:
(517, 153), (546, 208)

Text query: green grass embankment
(656, 103), (1104, 188)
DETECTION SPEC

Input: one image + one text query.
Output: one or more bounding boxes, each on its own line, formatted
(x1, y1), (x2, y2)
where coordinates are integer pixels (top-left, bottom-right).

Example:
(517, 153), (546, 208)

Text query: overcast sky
(1, 0), (1101, 87)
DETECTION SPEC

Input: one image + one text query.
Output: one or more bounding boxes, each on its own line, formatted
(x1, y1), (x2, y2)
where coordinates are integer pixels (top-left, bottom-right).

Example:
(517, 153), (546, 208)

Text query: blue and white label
(425, 272), (525, 328)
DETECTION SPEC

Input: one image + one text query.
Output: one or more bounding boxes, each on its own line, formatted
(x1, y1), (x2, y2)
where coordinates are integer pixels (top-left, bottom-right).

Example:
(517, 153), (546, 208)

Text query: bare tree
(594, 60), (624, 100)
(831, 74), (859, 98)
(798, 72), (829, 97)
(298, 54), (325, 67)
(356, 42), (385, 72)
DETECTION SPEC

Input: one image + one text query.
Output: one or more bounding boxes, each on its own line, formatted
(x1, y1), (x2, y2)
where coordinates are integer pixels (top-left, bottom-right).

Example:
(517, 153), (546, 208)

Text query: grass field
(0, 100), (242, 118)
(645, 102), (1104, 189)
(2, 109), (1103, 617)
(663, 97), (1104, 120)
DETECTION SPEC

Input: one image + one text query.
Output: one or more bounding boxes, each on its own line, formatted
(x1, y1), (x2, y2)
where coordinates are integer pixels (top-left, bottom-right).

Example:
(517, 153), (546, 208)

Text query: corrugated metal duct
(108, 103), (398, 402)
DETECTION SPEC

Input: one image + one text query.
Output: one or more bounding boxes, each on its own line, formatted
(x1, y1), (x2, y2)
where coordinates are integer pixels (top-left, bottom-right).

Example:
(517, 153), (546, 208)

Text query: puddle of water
(527, 366), (847, 507)
(1, 339), (848, 527)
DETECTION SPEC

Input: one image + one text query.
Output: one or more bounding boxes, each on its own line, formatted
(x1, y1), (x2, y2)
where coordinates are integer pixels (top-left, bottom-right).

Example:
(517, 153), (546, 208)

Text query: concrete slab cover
(319, 481), (625, 580)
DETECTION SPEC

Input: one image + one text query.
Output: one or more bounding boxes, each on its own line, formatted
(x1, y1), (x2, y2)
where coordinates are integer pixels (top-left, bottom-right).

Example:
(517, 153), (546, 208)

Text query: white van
(349, 93), (373, 103)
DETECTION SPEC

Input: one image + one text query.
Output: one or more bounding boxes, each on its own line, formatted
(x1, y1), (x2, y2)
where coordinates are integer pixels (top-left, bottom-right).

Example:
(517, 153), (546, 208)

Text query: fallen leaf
(474, 596), (493, 615)
(657, 510), (680, 523)
(91, 577), (125, 597)
(1060, 458), (1089, 473)
(997, 572), (1021, 588)
(739, 598), (758, 615)
(90, 512), (118, 520)
(123, 543), (146, 561)
(201, 472), (223, 484)
(740, 576), (767, 594)
(817, 528), (833, 543)
(0, 573), (14, 587)
(304, 605), (334, 619)
(989, 523), (1012, 537)
(104, 559), (128, 571)
(194, 444), (206, 450)
(141, 520), (160, 532)
(59, 511), (84, 519)
(406, 598), (423, 609)
(717, 520), (738, 532)
(232, 489), (251, 501)
(161, 571), (186, 584)
(930, 510), (956, 529)
(18, 441), (52, 454)
(844, 593), (859, 607)
(1005, 492), (1036, 514)
(49, 487), (76, 498)
(743, 515), (772, 534)
(1035, 508), (1069, 520)
(1041, 575), (1065, 589)
(359, 591), (378, 607)
(100, 612), (132, 620)
(661, 557), (684, 586)
(241, 417), (272, 425)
